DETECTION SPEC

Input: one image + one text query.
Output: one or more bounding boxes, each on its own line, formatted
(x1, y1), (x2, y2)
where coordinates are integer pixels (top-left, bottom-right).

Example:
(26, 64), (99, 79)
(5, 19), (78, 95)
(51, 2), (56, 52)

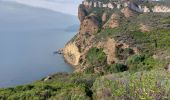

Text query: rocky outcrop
(63, 42), (81, 66)
(63, 5), (100, 66)
(139, 23), (150, 32)
(143, 6), (150, 12)
(63, 2), (136, 69)
(97, 38), (117, 65)
(152, 6), (170, 12)
(121, 7), (134, 17)
(63, 0), (170, 72)
(103, 13), (120, 28)
(165, 64), (170, 72)
(102, 12), (108, 23)
(78, 4), (88, 22)
(128, 2), (143, 13)
(80, 14), (100, 35)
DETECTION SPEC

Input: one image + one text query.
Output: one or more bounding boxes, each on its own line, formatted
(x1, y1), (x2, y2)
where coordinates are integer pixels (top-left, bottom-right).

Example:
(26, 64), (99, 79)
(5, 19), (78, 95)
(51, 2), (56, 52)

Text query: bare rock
(44, 76), (52, 82)
(102, 12), (108, 23)
(121, 7), (134, 18)
(97, 38), (117, 65)
(139, 23), (150, 32)
(165, 64), (170, 72)
(63, 42), (81, 66)
(103, 13), (119, 29)
(80, 13), (100, 35)
(78, 4), (88, 22)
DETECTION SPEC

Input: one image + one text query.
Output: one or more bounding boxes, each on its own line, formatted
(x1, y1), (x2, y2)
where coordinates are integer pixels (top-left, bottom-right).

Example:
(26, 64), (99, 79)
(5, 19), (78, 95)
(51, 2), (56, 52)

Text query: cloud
(0, 0), (82, 15)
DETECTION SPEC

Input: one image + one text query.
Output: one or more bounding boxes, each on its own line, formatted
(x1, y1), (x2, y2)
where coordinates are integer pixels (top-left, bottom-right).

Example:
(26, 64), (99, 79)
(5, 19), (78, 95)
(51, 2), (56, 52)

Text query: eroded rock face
(97, 38), (117, 65)
(167, 64), (170, 72)
(143, 6), (150, 12)
(139, 23), (150, 32)
(63, 13), (99, 66)
(63, 2), (147, 69)
(121, 7), (134, 18)
(80, 14), (100, 35)
(153, 6), (170, 13)
(102, 12), (108, 23)
(78, 4), (88, 22)
(63, 42), (81, 66)
(103, 13), (119, 28)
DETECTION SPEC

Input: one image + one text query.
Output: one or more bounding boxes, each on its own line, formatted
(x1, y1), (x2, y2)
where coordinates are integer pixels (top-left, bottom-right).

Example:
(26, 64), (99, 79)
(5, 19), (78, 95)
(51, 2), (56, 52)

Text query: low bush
(104, 63), (128, 73)
(92, 70), (170, 100)
(86, 47), (107, 67)
(126, 54), (166, 72)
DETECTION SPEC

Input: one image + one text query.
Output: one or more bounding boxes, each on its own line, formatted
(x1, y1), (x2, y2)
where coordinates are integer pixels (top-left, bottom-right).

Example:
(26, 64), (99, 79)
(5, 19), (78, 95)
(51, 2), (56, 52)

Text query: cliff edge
(63, 0), (170, 73)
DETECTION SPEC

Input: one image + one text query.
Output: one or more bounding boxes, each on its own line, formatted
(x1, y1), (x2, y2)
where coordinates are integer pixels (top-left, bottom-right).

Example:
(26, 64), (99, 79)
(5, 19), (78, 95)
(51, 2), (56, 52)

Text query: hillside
(63, 0), (170, 73)
(0, 0), (170, 99)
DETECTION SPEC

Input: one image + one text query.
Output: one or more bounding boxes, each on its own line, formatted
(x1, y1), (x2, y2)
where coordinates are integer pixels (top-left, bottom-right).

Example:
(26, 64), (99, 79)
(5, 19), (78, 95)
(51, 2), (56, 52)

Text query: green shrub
(127, 54), (151, 72)
(84, 66), (95, 74)
(92, 70), (170, 100)
(104, 63), (128, 73)
(161, 16), (170, 24)
(116, 47), (134, 60)
(86, 47), (107, 67)
(127, 54), (145, 65)
(126, 54), (165, 72)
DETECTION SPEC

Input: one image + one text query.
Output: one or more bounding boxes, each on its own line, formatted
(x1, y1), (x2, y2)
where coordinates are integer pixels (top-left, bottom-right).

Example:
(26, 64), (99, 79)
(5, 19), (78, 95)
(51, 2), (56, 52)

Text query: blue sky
(0, 0), (82, 15)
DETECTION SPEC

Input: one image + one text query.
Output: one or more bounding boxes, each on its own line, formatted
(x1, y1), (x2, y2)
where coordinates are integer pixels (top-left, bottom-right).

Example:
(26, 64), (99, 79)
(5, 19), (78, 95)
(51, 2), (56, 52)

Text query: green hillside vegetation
(1, 13), (169, 99)
(0, 70), (170, 100)
(0, 1), (170, 100)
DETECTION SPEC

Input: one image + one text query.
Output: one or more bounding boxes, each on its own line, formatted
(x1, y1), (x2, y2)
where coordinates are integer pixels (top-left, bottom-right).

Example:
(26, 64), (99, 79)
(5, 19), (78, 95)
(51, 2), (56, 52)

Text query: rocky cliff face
(63, 42), (81, 66)
(63, 5), (100, 66)
(63, 1), (170, 73)
(64, 3), (132, 69)
(153, 5), (170, 12)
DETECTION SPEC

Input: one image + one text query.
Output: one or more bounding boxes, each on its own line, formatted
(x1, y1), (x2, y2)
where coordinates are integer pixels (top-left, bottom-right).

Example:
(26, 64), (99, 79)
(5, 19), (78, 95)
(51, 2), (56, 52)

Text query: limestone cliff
(63, 0), (170, 73)
(63, 5), (100, 66)
(63, 42), (81, 66)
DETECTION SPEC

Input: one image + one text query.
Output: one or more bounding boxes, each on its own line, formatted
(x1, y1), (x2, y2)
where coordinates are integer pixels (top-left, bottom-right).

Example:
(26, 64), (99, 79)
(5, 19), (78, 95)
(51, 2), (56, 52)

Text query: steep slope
(0, 0), (170, 100)
(63, 0), (170, 73)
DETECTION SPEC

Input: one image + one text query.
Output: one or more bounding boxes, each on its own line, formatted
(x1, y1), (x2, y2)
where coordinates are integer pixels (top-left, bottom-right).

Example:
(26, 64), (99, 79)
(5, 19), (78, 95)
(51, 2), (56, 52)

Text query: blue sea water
(0, 1), (78, 87)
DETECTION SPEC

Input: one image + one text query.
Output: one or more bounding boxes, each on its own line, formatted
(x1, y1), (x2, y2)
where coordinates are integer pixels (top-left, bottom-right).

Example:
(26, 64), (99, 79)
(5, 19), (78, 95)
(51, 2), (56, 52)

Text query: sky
(0, 0), (82, 16)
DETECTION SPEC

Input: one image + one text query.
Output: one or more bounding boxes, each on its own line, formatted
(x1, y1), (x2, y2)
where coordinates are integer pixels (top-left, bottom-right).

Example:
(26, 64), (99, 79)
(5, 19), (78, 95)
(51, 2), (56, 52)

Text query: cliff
(1, 0), (170, 99)
(82, 0), (170, 13)
(63, 0), (170, 73)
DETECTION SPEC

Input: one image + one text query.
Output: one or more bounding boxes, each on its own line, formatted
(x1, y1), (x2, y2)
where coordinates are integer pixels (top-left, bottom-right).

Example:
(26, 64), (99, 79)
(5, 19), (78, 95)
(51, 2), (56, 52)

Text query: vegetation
(92, 70), (170, 100)
(104, 63), (128, 73)
(0, 70), (170, 100)
(86, 47), (107, 67)
(0, 1), (170, 100)
(126, 54), (161, 72)
(0, 73), (98, 100)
